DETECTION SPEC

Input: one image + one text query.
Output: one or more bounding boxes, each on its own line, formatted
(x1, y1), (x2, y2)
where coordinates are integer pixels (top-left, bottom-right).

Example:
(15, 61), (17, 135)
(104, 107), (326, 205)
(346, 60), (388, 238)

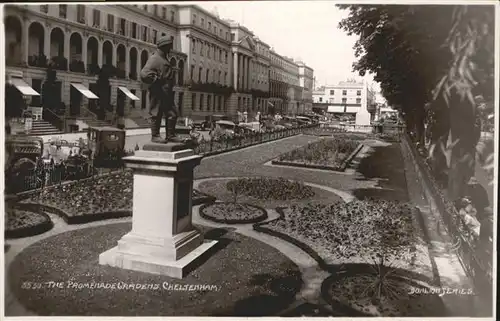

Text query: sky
(196, 1), (381, 97)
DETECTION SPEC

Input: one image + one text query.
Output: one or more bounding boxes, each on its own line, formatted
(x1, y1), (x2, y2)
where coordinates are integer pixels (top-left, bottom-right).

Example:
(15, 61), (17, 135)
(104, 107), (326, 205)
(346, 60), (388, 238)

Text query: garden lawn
(197, 178), (343, 209)
(7, 224), (302, 316)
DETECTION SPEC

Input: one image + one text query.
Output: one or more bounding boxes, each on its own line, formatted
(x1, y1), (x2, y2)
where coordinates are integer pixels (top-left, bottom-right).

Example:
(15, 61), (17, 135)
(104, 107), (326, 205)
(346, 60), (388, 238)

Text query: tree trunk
(447, 93), (478, 200)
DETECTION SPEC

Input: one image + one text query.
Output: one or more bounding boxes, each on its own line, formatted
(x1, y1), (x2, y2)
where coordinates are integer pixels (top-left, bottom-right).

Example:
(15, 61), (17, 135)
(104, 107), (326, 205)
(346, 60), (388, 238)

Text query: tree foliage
(338, 4), (495, 199)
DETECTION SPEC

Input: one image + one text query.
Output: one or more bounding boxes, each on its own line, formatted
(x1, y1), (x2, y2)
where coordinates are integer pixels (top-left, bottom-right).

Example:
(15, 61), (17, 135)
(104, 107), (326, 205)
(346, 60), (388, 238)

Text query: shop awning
(71, 83), (99, 99)
(118, 87), (140, 101)
(9, 78), (40, 96)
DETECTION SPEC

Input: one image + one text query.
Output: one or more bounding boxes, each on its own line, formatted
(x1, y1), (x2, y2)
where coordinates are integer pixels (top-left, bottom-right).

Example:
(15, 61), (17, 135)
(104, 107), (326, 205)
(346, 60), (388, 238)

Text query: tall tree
(338, 4), (494, 200)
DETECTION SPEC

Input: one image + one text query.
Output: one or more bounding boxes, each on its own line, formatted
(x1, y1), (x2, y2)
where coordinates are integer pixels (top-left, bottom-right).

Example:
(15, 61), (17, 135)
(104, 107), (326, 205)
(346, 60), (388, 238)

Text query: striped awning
(118, 87), (140, 101)
(71, 83), (99, 99)
(9, 78), (40, 96)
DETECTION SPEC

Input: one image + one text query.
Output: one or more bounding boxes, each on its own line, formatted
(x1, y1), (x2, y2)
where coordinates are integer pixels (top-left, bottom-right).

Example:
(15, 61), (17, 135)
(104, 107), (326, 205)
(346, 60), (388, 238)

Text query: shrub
(226, 177), (315, 202)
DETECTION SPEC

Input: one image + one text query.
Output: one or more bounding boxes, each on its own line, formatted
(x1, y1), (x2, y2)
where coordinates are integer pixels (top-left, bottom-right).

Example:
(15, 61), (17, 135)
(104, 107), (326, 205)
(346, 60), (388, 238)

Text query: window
(231, 33), (235, 41)
(40, 5), (48, 13)
(226, 32), (229, 40)
(142, 26), (148, 42)
(131, 22), (137, 38)
(107, 14), (114, 32)
(208, 22), (211, 30)
(191, 93), (196, 110)
(207, 45), (210, 58)
(329, 90), (334, 95)
(59, 5), (67, 19)
(219, 29), (222, 37)
(342, 90), (347, 95)
(152, 30), (158, 44)
(342, 98), (347, 103)
(170, 11), (175, 22)
(153, 5), (158, 16)
(191, 39), (196, 53)
(225, 52), (228, 64)
(192, 14), (196, 24)
(77, 5), (85, 23)
(199, 67), (202, 82)
(199, 94), (204, 110)
(190, 65), (195, 80)
(224, 72), (227, 85)
(218, 71), (222, 84)
(219, 49), (223, 62)
(206, 69), (209, 83)
(92, 9), (100, 27)
(319, 97), (323, 102)
(200, 43), (203, 56)
(119, 18), (126, 35)
(207, 95), (211, 110)
(356, 90), (361, 96)
(162, 7), (167, 19)
(201, 18), (204, 27)
(356, 98), (361, 104)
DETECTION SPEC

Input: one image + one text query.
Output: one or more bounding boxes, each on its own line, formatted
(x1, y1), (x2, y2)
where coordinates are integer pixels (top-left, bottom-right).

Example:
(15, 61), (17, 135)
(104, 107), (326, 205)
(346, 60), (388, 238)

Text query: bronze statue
(140, 36), (178, 143)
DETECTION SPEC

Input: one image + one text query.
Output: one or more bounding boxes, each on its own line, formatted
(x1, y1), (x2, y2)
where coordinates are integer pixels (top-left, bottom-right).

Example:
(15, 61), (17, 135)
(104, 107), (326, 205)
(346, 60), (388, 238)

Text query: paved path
(4, 134), (424, 316)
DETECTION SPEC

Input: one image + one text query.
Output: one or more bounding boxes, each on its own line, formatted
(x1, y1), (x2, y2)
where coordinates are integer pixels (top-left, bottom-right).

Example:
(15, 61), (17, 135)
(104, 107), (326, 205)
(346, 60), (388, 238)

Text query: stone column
(246, 58), (251, 90)
(44, 28), (51, 58)
(99, 144), (218, 278)
(63, 32), (70, 60)
(97, 40), (103, 67)
(125, 46), (130, 79)
(22, 22), (29, 64)
(82, 38), (88, 70)
(112, 45), (117, 67)
(136, 54), (141, 77)
(233, 52), (238, 89)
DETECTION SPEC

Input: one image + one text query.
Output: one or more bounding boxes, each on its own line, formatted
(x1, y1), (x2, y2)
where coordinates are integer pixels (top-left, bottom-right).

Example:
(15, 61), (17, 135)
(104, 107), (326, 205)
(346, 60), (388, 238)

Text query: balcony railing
(28, 55), (49, 68)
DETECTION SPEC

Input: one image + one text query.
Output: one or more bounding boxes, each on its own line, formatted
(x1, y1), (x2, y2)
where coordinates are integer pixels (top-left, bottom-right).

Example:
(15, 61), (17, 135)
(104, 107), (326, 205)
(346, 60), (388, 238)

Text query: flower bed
(323, 270), (446, 316)
(199, 202), (268, 224)
(273, 138), (360, 171)
(197, 178), (342, 209)
(256, 200), (432, 275)
(255, 199), (436, 316)
(21, 171), (216, 223)
(5, 207), (54, 238)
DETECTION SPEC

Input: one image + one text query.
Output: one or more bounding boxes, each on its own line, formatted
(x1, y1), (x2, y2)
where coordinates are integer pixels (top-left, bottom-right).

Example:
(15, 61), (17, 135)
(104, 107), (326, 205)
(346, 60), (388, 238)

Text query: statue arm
(140, 56), (161, 85)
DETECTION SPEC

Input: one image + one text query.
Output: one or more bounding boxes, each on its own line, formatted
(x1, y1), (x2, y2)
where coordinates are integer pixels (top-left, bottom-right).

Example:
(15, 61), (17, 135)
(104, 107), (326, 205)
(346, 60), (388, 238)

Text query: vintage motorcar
(87, 126), (125, 167)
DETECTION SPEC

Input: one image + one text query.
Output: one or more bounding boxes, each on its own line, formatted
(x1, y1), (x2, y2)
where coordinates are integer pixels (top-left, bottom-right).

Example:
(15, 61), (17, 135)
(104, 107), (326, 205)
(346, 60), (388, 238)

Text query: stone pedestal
(99, 142), (217, 278)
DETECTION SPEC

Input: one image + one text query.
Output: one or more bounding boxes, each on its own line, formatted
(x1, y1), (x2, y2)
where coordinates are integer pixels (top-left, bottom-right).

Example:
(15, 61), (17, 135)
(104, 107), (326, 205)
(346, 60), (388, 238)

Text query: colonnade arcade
(232, 50), (253, 91)
(6, 16), (185, 85)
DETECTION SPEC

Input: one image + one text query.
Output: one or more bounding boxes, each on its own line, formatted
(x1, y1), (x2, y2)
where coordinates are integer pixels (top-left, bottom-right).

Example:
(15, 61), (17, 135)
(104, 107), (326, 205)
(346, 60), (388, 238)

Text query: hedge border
(5, 207), (54, 239)
(15, 188), (215, 225)
(199, 202), (268, 224)
(271, 143), (363, 172)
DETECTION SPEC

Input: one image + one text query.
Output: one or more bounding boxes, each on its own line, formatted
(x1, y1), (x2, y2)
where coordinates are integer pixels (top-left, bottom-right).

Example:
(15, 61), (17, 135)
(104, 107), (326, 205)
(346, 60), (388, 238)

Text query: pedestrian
(140, 36), (177, 143)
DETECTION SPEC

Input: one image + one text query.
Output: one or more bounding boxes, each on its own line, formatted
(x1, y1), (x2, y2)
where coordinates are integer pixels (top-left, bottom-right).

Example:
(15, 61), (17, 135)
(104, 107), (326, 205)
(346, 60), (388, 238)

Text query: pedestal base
(99, 235), (218, 279)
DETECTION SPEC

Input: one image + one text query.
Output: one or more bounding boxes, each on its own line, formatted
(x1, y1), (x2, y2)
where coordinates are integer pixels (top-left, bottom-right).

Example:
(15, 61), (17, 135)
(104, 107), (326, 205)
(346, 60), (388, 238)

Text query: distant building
(4, 3), (314, 134)
(312, 80), (376, 121)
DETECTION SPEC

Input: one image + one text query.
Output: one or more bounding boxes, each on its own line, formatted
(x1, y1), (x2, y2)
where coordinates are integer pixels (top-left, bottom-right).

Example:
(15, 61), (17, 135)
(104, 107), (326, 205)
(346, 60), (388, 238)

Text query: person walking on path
(140, 36), (178, 143)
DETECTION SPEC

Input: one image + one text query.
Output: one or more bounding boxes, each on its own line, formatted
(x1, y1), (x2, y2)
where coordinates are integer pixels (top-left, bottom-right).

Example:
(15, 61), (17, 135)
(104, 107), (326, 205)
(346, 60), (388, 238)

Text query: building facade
(5, 4), (314, 128)
(312, 81), (376, 119)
